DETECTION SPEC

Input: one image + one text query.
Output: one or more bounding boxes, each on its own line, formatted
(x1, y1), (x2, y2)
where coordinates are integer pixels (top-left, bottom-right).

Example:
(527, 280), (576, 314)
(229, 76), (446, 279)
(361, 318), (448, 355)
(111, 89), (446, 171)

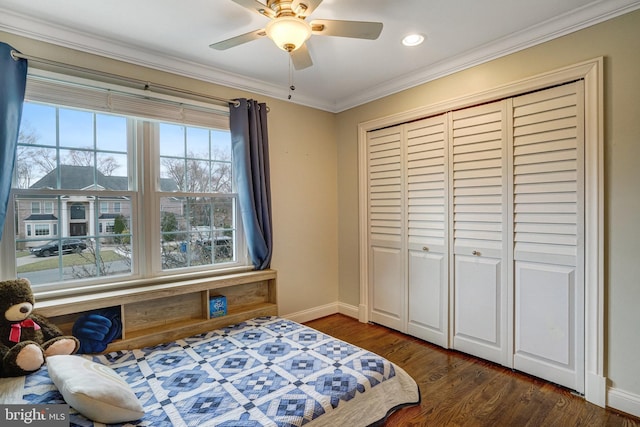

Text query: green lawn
(17, 250), (126, 274)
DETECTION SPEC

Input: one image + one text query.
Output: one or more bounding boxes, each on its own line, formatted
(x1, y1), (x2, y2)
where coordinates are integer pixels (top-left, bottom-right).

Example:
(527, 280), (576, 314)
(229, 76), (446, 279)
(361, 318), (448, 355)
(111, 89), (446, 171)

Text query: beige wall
(336, 9), (640, 405)
(0, 31), (339, 318)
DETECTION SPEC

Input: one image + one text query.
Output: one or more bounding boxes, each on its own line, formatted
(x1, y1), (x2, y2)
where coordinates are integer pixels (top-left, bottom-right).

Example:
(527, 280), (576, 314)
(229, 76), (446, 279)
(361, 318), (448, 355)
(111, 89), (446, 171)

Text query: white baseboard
(337, 302), (359, 319)
(608, 386), (640, 418)
(282, 302), (359, 324)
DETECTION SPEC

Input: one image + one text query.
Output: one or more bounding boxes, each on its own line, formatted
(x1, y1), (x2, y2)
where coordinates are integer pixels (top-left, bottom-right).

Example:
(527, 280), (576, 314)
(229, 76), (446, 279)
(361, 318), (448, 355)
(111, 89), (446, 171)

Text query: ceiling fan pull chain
(288, 54), (296, 100)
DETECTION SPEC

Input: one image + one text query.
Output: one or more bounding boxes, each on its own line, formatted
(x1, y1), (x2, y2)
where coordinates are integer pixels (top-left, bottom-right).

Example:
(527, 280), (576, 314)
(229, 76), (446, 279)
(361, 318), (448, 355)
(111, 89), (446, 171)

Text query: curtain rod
(10, 50), (240, 108)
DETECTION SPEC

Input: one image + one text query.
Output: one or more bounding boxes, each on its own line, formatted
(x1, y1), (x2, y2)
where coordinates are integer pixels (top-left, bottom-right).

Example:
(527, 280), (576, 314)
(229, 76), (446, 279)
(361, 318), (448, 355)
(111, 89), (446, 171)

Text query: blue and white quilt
(5, 317), (420, 426)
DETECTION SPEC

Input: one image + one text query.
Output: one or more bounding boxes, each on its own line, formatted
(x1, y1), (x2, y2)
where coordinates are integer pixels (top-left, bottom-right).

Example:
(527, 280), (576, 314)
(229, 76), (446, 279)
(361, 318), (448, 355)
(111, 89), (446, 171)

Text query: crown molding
(333, 0), (640, 112)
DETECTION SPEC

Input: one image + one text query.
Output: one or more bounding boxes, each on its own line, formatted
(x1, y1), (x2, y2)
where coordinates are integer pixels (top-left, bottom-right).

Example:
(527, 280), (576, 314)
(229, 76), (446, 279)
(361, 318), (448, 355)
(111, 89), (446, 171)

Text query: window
(70, 203), (87, 220)
(11, 73), (246, 292)
(34, 224), (50, 236)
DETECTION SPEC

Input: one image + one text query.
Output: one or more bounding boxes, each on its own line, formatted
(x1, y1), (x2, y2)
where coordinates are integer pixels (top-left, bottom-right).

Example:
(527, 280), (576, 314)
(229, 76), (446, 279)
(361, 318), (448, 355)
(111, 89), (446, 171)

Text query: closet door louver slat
(452, 103), (506, 259)
(513, 83), (581, 267)
(368, 130), (403, 243)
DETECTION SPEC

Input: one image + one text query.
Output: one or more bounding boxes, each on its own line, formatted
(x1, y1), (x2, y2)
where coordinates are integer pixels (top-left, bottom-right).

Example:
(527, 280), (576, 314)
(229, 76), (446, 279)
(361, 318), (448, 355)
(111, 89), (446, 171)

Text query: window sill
(34, 264), (256, 305)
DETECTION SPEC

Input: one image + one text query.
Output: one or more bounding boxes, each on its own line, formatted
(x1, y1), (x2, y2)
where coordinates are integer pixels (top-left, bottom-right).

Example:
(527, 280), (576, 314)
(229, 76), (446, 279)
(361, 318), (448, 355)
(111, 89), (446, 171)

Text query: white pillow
(46, 355), (144, 424)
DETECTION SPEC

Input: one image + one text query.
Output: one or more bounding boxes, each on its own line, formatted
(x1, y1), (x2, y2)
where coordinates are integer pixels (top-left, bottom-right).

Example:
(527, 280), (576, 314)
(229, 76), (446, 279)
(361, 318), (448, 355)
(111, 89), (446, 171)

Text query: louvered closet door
(451, 100), (509, 366)
(512, 82), (585, 392)
(367, 125), (406, 331)
(405, 116), (449, 347)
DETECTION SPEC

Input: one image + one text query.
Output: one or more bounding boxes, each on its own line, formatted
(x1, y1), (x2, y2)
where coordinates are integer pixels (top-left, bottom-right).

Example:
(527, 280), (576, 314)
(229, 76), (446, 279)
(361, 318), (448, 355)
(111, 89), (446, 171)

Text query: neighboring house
(17, 165), (180, 248)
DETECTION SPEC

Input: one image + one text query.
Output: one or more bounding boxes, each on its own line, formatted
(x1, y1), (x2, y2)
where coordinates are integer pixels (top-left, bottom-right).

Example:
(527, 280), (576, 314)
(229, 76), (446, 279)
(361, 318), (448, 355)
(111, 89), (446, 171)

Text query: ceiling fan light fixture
(265, 16), (312, 52)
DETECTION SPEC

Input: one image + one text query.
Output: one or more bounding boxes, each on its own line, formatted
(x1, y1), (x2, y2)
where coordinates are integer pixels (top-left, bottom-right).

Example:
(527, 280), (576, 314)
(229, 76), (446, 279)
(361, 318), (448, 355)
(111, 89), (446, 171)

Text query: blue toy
(72, 307), (122, 354)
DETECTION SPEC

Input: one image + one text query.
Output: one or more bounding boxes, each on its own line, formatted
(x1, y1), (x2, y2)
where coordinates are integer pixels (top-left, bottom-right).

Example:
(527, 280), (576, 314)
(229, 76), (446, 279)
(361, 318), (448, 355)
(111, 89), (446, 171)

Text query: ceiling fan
(210, 0), (383, 70)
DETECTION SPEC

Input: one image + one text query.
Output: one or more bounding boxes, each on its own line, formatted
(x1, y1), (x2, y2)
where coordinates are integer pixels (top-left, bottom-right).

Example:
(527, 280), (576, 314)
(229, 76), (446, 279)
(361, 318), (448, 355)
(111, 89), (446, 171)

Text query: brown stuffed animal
(0, 278), (79, 377)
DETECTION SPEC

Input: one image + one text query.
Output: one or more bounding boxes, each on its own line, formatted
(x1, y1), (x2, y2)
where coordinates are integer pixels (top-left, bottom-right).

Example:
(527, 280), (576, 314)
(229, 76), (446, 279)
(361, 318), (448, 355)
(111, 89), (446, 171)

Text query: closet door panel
(406, 116), (448, 346)
(451, 101), (509, 366)
(512, 82), (584, 392)
(454, 255), (503, 361)
(370, 245), (404, 330)
(515, 262), (579, 388)
(408, 250), (446, 341)
(368, 126), (405, 331)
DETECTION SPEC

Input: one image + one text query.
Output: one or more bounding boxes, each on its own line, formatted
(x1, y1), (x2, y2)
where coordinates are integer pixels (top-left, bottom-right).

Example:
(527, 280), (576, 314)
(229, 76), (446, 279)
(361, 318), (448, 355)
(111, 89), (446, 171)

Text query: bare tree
(161, 150), (231, 193)
(161, 150), (234, 231)
(211, 161), (232, 193)
(66, 150), (119, 176)
(17, 145), (121, 185)
(15, 124), (40, 188)
(97, 156), (119, 176)
(70, 239), (131, 280)
(16, 119), (122, 186)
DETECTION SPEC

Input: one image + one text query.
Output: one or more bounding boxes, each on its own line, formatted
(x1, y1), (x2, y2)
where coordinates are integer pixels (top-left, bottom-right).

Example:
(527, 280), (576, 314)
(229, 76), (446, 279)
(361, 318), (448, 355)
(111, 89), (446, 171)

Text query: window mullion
(137, 121), (155, 276)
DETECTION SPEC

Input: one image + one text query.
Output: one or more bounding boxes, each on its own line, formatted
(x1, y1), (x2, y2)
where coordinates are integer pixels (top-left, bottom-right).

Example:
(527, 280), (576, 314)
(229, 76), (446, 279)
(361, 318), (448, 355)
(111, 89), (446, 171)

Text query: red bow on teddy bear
(9, 319), (41, 343)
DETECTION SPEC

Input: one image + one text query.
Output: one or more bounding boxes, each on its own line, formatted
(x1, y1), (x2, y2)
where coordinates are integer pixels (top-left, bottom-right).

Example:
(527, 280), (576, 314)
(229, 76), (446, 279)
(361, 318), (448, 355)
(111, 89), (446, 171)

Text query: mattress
(1, 316), (420, 426)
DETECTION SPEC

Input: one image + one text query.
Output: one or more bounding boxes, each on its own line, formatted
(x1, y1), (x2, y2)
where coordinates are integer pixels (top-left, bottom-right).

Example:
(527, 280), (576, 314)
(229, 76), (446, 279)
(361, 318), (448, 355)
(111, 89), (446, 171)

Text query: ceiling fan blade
(230, 0), (275, 18)
(290, 43), (313, 70)
(209, 29), (267, 50)
(310, 19), (383, 39)
(291, 0), (323, 17)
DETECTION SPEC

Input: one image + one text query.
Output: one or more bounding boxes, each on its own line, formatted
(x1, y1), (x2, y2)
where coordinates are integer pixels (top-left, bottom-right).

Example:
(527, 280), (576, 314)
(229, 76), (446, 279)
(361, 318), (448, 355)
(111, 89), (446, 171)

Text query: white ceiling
(1, 0), (639, 112)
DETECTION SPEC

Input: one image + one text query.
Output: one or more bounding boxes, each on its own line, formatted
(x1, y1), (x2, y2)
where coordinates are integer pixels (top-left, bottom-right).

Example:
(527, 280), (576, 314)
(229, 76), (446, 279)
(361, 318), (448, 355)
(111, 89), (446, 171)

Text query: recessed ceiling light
(402, 33), (425, 47)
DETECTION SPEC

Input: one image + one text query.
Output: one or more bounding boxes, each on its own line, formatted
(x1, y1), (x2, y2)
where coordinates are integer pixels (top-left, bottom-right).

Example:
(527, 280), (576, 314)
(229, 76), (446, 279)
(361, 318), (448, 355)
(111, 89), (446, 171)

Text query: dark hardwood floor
(304, 314), (640, 427)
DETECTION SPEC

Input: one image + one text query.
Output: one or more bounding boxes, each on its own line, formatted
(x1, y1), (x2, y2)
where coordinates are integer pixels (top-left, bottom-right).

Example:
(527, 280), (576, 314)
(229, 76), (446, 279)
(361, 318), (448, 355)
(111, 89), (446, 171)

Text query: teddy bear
(0, 278), (79, 377)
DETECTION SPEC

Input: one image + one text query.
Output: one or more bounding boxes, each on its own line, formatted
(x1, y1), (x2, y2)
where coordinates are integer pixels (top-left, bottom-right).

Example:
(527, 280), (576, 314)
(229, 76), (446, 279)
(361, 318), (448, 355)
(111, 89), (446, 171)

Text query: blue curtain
(230, 99), (273, 270)
(0, 43), (28, 241)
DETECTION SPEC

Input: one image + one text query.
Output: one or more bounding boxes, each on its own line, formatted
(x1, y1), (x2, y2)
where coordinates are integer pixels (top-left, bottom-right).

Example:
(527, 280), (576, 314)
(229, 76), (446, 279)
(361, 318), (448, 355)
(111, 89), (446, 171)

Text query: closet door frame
(357, 58), (604, 406)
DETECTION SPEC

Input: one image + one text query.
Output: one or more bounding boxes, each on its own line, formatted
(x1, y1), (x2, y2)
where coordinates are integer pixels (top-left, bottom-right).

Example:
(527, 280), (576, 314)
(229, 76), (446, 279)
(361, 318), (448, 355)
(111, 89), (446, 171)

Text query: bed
(1, 316), (420, 426)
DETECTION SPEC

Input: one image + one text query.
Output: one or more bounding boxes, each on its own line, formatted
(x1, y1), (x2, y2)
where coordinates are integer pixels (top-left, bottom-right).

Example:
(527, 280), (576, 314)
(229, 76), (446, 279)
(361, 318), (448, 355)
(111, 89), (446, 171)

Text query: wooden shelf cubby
(34, 269), (277, 353)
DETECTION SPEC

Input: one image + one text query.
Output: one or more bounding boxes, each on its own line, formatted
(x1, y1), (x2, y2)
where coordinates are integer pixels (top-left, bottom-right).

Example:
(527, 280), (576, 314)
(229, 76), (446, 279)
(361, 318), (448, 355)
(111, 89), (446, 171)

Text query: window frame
(1, 70), (250, 296)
